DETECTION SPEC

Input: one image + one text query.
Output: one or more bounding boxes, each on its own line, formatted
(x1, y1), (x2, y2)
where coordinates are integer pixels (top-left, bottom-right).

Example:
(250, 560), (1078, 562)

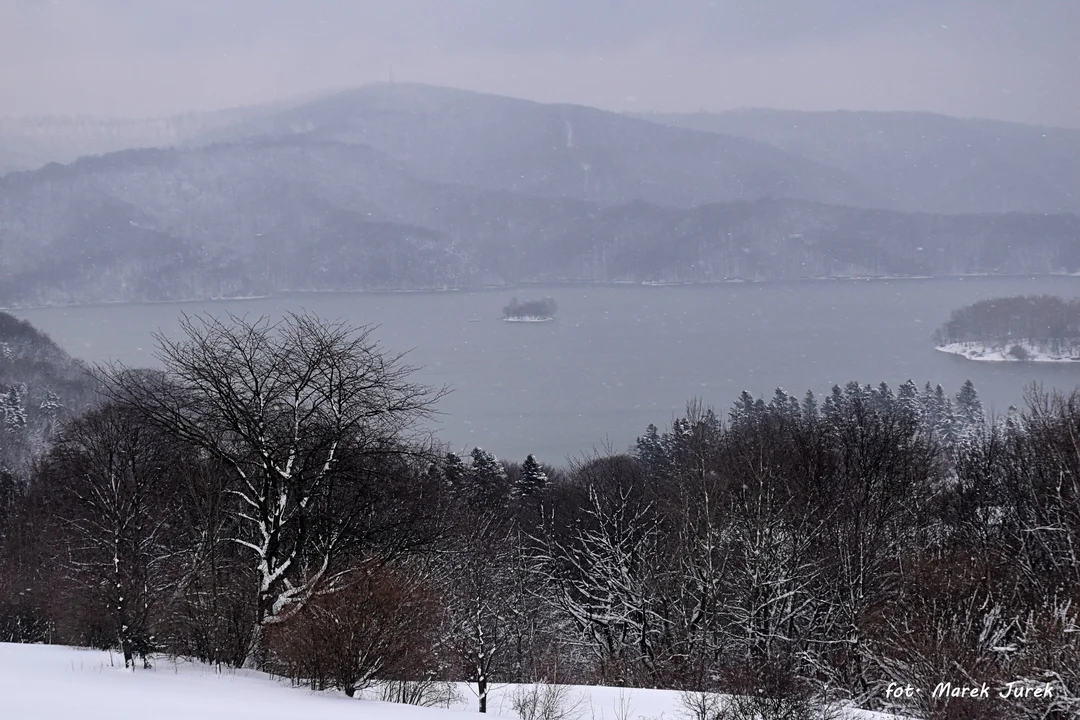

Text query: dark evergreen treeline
(1, 312), (1078, 719)
(934, 295), (1080, 357)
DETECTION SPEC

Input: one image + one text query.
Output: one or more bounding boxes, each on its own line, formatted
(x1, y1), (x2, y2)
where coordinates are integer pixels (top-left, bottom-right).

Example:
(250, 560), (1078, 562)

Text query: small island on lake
(503, 296), (557, 322)
(934, 295), (1080, 362)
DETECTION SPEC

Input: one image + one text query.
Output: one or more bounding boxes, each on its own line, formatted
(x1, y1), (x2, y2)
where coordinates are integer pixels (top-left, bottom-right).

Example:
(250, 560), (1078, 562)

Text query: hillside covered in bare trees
(1, 313), (1078, 718)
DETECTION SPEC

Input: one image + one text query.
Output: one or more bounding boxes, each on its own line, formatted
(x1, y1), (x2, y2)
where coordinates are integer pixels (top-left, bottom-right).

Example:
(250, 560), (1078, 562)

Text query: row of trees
(1, 312), (1078, 720)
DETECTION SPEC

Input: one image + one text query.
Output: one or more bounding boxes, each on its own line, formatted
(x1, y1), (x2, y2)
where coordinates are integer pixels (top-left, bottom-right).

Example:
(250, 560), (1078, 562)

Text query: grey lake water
(10, 277), (1080, 464)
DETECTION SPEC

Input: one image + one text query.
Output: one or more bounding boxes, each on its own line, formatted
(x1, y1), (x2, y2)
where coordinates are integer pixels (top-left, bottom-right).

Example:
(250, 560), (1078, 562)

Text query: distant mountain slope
(0, 100), (301, 175)
(9, 85), (1080, 216)
(507, 199), (1080, 283)
(191, 84), (871, 209)
(0, 313), (95, 471)
(636, 108), (1080, 215)
(1, 134), (1077, 307)
(0, 138), (477, 305)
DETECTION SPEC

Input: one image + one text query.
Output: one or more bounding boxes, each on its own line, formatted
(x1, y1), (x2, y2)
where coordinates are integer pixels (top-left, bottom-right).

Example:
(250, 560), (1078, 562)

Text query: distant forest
(934, 295), (1080, 356)
(2, 312), (1080, 718)
(4, 85), (1080, 307)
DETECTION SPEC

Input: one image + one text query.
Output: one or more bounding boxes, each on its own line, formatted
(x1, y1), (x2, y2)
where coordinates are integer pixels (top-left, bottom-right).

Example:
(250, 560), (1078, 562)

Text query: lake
(9, 277), (1080, 464)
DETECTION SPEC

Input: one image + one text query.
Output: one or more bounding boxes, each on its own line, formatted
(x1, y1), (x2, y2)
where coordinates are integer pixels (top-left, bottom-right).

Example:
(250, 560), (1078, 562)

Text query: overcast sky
(2, 0), (1078, 127)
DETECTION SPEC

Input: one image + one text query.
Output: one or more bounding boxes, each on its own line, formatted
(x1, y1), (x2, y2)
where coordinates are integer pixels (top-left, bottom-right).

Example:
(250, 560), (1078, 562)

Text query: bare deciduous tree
(100, 312), (445, 657)
(41, 404), (180, 667)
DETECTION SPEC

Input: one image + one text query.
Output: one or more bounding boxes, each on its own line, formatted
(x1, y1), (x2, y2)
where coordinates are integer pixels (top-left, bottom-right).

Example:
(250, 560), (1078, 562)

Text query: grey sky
(1, 0), (1078, 127)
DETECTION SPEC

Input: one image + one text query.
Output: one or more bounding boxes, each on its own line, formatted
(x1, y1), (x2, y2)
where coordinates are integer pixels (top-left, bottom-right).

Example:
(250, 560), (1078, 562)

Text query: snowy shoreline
(502, 316), (555, 323)
(935, 342), (1080, 363)
(3, 273), (1079, 312)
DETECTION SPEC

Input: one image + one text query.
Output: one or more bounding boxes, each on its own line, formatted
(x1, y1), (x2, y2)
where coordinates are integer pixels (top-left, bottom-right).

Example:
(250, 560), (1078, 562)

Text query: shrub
(1008, 344), (1031, 360)
(374, 678), (463, 708)
(266, 565), (439, 696)
(509, 681), (588, 720)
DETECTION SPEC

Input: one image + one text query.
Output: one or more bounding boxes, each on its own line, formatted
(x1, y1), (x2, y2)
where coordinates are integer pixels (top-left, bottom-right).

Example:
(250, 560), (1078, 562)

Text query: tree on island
(934, 295), (1080, 356)
(502, 297), (557, 319)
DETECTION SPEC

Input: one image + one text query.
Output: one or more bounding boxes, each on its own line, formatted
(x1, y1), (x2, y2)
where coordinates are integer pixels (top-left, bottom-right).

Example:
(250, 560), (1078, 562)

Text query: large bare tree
(101, 312), (445, 650)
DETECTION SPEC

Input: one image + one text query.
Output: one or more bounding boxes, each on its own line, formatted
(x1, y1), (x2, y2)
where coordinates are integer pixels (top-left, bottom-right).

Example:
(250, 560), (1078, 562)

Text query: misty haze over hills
(639, 108), (1080, 215)
(1, 83), (1079, 307)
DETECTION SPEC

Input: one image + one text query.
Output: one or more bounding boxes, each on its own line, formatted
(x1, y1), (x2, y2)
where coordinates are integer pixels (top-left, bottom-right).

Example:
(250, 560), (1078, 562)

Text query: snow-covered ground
(502, 316), (555, 322)
(936, 341), (1080, 363)
(2, 643), (909, 720)
(2, 644), (477, 720)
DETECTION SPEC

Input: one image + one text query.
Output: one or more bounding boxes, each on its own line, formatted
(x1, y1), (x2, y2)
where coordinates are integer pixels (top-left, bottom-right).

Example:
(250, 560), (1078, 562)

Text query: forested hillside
(2, 137), (1078, 307)
(188, 84), (868, 210)
(0, 312), (95, 475)
(0, 101), (293, 175)
(3, 85), (1080, 307)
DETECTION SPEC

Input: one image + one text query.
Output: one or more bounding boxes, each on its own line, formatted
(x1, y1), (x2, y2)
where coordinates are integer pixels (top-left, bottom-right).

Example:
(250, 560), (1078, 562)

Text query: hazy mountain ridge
(2, 84), (1080, 307)
(189, 84), (870, 210)
(636, 108), (1080, 215)
(1, 131), (1078, 307)
(0, 99), (304, 175)
(6, 85), (1080, 215)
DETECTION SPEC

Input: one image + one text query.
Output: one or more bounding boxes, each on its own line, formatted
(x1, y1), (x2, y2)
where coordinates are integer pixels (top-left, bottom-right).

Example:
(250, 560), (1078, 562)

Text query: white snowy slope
(2, 643), (909, 720)
(2, 643), (480, 720)
(936, 341), (1080, 362)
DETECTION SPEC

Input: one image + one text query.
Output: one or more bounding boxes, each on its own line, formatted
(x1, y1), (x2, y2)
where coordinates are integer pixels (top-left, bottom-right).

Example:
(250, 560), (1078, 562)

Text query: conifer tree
(515, 454), (548, 499)
(443, 452), (468, 491)
(930, 384), (958, 447)
(897, 379), (921, 423)
(729, 390), (757, 427)
(823, 384), (845, 425)
(920, 382), (940, 433)
(2, 384), (26, 432)
(468, 447), (507, 502)
(802, 390), (819, 425)
(871, 381), (894, 413)
(635, 424), (667, 472)
(955, 379), (984, 429)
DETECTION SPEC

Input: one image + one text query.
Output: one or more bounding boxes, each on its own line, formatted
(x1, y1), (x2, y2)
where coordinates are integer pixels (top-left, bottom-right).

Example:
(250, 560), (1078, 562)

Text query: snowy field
(936, 341), (1080, 362)
(2, 643), (908, 720)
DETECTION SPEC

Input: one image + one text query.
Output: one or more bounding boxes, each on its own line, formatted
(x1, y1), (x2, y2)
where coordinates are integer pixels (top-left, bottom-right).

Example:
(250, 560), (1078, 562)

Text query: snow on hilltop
(2, 643), (908, 720)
